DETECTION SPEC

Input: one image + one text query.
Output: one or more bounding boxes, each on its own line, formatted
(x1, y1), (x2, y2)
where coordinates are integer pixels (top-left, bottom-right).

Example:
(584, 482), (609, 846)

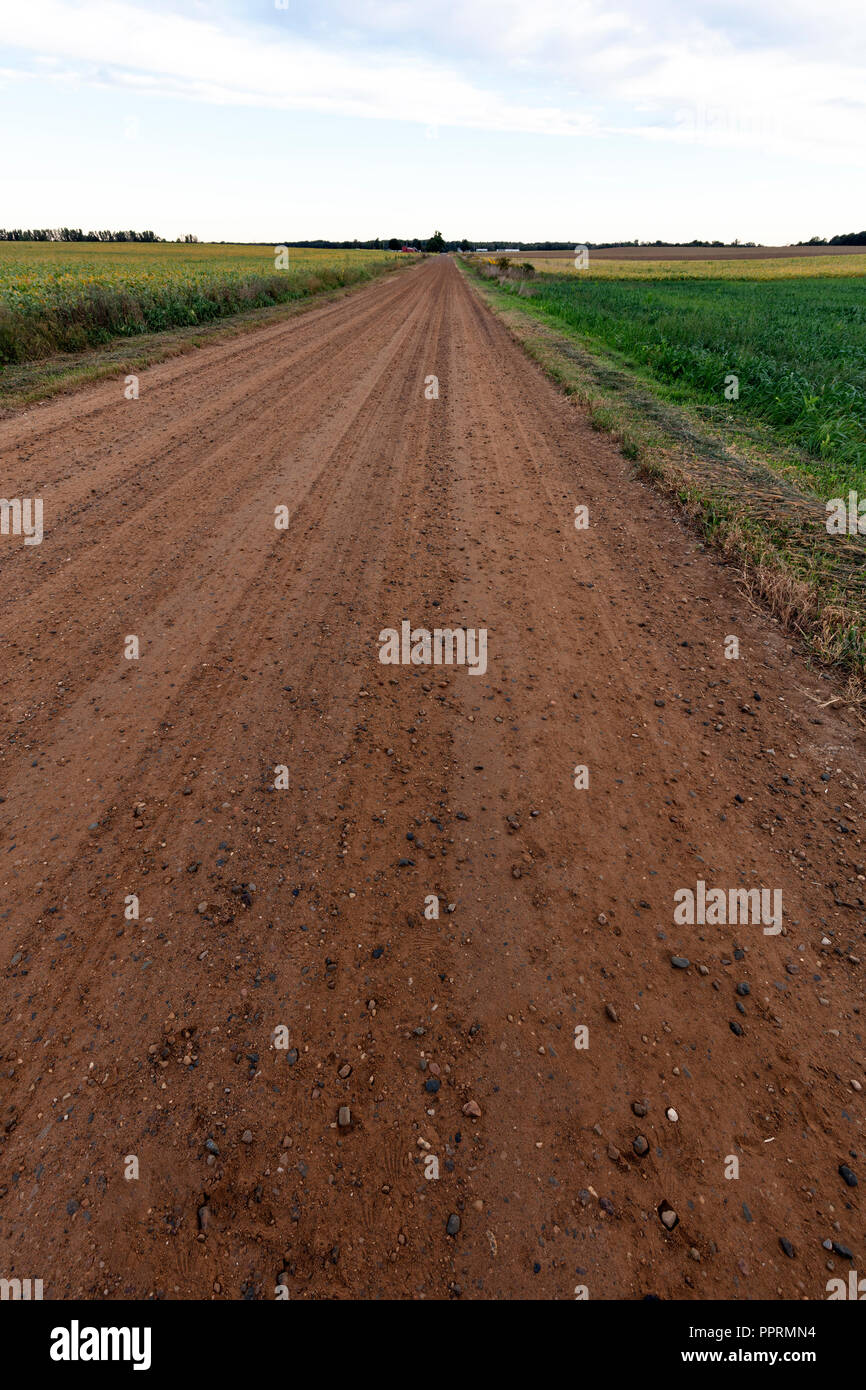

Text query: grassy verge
(0, 255), (421, 413)
(459, 258), (866, 683)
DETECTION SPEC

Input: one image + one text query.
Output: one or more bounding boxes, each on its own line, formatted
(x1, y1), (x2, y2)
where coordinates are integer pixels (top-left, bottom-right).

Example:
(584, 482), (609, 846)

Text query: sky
(1, 0), (864, 244)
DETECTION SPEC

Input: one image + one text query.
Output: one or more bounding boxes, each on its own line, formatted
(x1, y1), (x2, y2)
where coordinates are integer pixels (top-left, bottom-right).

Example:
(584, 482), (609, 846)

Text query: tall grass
(0, 244), (411, 366)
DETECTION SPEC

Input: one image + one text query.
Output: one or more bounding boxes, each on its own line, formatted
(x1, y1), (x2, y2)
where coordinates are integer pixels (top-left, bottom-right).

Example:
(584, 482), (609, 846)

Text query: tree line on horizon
(799, 231), (866, 246)
(2, 228), (864, 248)
(0, 229), (191, 242)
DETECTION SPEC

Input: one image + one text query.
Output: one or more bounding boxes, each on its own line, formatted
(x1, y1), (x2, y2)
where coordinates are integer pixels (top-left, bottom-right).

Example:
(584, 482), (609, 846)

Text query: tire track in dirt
(0, 266), (436, 871)
(0, 256), (863, 1301)
(1, 267), (443, 1011)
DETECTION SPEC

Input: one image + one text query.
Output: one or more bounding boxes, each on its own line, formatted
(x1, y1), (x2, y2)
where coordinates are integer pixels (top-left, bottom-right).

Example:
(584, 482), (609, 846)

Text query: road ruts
(0, 255), (862, 1301)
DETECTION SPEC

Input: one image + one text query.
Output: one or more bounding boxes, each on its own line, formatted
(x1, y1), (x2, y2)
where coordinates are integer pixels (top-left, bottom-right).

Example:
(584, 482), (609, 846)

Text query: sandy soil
(0, 256), (863, 1301)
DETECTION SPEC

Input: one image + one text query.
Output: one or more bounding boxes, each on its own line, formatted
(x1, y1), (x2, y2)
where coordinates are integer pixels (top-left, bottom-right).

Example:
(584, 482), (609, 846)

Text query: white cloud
(0, 0), (596, 135)
(1, 0), (863, 164)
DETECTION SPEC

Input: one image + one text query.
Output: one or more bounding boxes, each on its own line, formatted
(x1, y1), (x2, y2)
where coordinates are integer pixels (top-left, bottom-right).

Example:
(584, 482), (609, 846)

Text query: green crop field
(497, 263), (866, 497)
(0, 242), (409, 366)
(465, 250), (866, 670)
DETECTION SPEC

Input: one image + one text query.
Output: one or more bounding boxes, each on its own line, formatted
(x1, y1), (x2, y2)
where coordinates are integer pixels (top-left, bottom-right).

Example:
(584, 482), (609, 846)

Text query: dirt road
(0, 255), (863, 1301)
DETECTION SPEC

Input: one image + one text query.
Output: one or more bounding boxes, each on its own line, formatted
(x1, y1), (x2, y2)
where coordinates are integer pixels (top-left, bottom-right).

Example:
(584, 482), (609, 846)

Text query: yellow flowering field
(520, 252), (866, 279)
(0, 242), (410, 364)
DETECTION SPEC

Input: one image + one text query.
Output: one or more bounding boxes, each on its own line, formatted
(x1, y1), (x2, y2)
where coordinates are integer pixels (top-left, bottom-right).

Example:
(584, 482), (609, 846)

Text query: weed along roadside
(459, 253), (866, 681)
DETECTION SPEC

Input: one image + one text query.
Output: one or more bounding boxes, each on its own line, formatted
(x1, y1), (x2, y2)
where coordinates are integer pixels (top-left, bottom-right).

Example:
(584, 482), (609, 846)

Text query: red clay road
(0, 255), (863, 1300)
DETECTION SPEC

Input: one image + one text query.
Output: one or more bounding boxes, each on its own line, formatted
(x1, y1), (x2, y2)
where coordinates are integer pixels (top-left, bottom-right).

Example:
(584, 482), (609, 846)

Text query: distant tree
(426, 229), (446, 253)
(387, 237), (400, 250)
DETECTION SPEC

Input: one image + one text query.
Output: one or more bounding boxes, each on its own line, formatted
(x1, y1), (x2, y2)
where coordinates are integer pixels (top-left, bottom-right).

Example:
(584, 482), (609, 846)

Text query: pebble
(736, 982), (750, 996)
(666, 1107), (678, 1122)
(632, 1100), (648, 1117)
(730, 1021), (744, 1036)
(850, 1080), (862, 1093)
(425, 1078), (440, 1094)
(671, 956), (690, 969)
(604, 1003), (619, 1022)
(241, 1130), (253, 1145)
(838, 1164), (858, 1187)
(446, 1214), (460, 1236)
(462, 1100), (482, 1118)
(338, 1106), (351, 1127)
(660, 1208), (678, 1230)
(633, 1135), (649, 1156)
(339, 1064), (352, 1078)
(779, 1237), (796, 1258)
